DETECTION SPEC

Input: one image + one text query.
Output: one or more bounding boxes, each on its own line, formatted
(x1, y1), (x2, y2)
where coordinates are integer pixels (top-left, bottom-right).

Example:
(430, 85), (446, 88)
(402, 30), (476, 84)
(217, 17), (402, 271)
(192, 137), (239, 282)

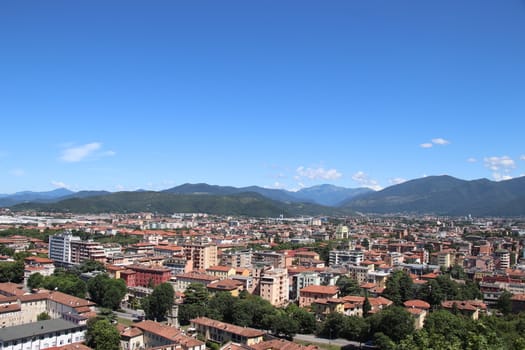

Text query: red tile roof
(191, 317), (265, 338)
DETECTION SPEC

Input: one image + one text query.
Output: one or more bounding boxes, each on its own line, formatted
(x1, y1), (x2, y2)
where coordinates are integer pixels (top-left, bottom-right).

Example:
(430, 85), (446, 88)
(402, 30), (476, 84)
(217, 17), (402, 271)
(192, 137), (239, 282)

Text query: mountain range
(5, 175), (525, 216)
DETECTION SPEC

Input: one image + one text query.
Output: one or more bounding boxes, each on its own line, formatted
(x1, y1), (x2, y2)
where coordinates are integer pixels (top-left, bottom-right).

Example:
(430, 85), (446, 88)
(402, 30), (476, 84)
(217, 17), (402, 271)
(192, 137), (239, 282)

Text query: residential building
(48, 232), (81, 265)
(299, 285), (338, 308)
(220, 250), (253, 268)
(290, 272), (320, 301)
(252, 251), (285, 269)
(133, 320), (205, 350)
(173, 272), (219, 293)
(0, 319), (85, 350)
(259, 268), (288, 306)
(191, 317), (265, 346)
(120, 265), (172, 288)
(70, 240), (106, 264)
(329, 250), (363, 266)
(183, 243), (218, 271)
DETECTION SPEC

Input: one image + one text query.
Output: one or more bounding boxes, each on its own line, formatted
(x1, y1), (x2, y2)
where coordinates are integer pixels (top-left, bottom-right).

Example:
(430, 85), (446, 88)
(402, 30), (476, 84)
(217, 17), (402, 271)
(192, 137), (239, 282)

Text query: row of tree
(178, 283), (316, 338)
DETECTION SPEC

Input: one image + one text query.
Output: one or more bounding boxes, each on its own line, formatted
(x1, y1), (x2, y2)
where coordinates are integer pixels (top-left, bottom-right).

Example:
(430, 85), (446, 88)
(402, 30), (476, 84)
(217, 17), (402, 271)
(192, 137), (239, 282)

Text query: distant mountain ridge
(5, 176), (525, 216)
(162, 183), (371, 206)
(342, 175), (525, 216)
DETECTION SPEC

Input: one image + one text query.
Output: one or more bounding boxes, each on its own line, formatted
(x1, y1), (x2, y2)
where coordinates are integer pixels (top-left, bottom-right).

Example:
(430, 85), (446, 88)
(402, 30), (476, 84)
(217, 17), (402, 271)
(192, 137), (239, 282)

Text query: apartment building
(259, 268), (288, 307)
(173, 272), (219, 293)
(120, 265), (171, 288)
(220, 250), (253, 268)
(252, 251), (285, 269)
(70, 240), (106, 264)
(329, 250), (363, 266)
(183, 243), (218, 271)
(48, 232), (81, 265)
(290, 272), (321, 301)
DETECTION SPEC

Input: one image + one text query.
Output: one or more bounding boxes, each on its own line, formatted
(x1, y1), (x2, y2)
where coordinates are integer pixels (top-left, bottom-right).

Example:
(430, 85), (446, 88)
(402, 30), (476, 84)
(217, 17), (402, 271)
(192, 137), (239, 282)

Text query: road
(293, 334), (363, 348)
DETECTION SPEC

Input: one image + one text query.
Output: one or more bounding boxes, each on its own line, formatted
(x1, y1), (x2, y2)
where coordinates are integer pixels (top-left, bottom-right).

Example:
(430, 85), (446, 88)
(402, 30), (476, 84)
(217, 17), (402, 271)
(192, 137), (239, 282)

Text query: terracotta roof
(404, 299), (430, 309)
(0, 303), (21, 314)
(120, 326), (143, 338)
(191, 317), (265, 338)
(207, 279), (243, 291)
(441, 300), (486, 311)
(300, 285), (339, 295)
(206, 265), (233, 272)
(134, 320), (204, 347)
(0, 282), (26, 296)
(251, 339), (319, 350)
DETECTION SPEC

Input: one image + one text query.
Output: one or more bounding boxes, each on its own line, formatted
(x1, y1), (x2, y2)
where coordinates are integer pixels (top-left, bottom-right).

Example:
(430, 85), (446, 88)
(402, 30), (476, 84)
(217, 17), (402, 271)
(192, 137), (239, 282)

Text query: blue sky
(1, 1), (524, 193)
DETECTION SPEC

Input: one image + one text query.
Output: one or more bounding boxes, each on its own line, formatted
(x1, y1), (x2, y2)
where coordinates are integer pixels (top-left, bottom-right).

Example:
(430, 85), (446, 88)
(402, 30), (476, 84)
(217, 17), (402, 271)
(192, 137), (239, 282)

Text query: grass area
(117, 317), (134, 326)
(294, 339), (341, 350)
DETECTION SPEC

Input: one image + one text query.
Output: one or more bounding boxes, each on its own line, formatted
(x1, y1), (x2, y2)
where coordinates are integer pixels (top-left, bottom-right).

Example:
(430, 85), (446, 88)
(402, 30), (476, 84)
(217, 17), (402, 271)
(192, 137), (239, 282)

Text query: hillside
(12, 191), (341, 217)
(342, 175), (525, 216)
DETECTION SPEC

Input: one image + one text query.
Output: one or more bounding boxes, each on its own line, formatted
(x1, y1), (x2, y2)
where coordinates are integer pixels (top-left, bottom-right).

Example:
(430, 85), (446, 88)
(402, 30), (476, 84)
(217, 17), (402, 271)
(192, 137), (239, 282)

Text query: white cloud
(9, 168), (25, 177)
(420, 137), (450, 149)
(389, 177), (406, 185)
(51, 181), (69, 188)
(59, 142), (115, 162)
(466, 157), (477, 163)
(484, 156), (516, 181)
(492, 173), (513, 181)
(432, 138), (450, 145)
(296, 166), (342, 180)
(483, 156), (515, 172)
(352, 171), (382, 190)
(521, 155), (525, 161)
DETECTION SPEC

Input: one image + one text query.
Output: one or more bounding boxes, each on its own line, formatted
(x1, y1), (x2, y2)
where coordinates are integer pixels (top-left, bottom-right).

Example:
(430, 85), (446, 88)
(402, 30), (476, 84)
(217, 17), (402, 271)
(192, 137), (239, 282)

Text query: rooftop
(0, 319), (83, 342)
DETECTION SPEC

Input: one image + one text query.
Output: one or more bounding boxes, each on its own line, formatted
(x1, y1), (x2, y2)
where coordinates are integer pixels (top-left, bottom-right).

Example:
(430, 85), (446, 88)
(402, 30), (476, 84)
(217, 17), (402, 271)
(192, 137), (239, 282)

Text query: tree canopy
(87, 273), (127, 310)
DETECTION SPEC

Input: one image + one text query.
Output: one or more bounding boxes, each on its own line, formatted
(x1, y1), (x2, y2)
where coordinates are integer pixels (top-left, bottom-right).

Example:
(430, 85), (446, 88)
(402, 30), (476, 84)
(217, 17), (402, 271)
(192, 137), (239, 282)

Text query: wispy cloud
(432, 138), (450, 145)
(466, 157), (477, 163)
(484, 156), (516, 181)
(420, 137), (450, 149)
(51, 180), (69, 189)
(521, 155), (525, 161)
(352, 171), (382, 190)
(389, 177), (406, 185)
(10, 168), (25, 177)
(295, 166), (342, 180)
(60, 142), (115, 162)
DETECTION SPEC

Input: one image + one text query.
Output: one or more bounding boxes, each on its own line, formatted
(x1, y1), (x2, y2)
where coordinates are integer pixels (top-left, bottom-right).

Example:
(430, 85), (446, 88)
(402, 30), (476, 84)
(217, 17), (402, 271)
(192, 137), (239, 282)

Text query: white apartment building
(329, 250), (364, 266)
(48, 232), (81, 265)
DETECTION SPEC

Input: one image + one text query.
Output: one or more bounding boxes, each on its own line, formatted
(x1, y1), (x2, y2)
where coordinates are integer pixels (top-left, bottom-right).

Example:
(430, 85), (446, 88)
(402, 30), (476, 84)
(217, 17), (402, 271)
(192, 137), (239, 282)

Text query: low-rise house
(134, 320), (205, 350)
(191, 317), (265, 346)
(299, 285), (338, 308)
(441, 300), (487, 320)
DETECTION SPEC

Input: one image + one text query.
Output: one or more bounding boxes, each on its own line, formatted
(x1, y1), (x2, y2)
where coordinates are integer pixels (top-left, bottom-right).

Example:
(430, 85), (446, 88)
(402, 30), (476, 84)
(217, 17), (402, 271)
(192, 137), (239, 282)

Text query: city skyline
(1, 1), (524, 193)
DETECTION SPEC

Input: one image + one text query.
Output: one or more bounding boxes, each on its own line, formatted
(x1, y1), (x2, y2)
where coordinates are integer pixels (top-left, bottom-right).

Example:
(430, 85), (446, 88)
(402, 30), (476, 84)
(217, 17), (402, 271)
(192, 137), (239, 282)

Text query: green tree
(37, 312), (51, 320)
(85, 318), (120, 350)
(143, 282), (174, 322)
(27, 272), (44, 290)
(0, 261), (24, 283)
(363, 296), (372, 317)
(367, 306), (415, 342)
(341, 316), (369, 342)
(318, 312), (346, 339)
(285, 303), (316, 334)
(207, 292), (237, 323)
(75, 260), (106, 274)
(383, 270), (414, 305)
(496, 291), (513, 315)
(87, 274), (127, 310)
(336, 276), (361, 296)
(42, 271), (87, 298)
(178, 283), (210, 325)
